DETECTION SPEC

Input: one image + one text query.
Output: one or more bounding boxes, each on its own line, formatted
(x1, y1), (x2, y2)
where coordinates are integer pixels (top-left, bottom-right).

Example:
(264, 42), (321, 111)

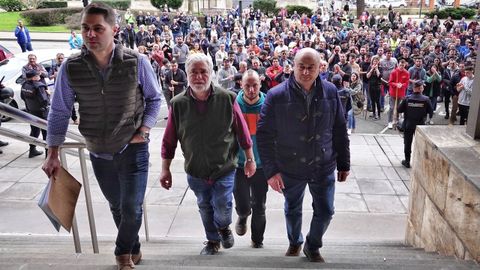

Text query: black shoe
(29, 148), (43, 158)
(303, 244), (325, 263)
(235, 217), (247, 236)
(0, 141), (8, 147)
(218, 226), (234, 249)
(401, 160), (411, 168)
(200, 241), (220, 255)
(285, 244), (302, 256)
(444, 114), (450, 120)
(251, 241), (263, 248)
(0, 149), (3, 154)
(163, 116), (168, 120)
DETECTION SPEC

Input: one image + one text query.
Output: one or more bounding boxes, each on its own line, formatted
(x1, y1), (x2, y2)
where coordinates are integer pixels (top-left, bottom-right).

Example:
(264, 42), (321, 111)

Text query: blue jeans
(282, 172), (335, 250)
(347, 109), (355, 129)
(90, 142), (149, 256)
(188, 170), (235, 242)
(18, 42), (33, 52)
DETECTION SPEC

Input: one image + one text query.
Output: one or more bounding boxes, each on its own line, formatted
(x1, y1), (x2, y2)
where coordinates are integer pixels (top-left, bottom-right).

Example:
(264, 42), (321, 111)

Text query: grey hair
(186, 53), (214, 75)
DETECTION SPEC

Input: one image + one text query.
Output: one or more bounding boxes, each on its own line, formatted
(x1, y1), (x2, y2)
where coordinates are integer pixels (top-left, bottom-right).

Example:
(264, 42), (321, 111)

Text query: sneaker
(373, 116), (379, 120)
(401, 160), (411, 168)
(347, 129), (352, 135)
(235, 216), (247, 236)
(429, 120), (434, 125)
(0, 141), (8, 147)
(29, 148), (43, 158)
(387, 122), (393, 129)
(444, 114), (450, 120)
(200, 241), (220, 255)
(218, 226), (234, 249)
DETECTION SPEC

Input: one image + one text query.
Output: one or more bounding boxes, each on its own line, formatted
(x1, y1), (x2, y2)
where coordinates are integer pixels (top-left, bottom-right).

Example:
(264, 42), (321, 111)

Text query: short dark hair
(82, 2), (116, 26)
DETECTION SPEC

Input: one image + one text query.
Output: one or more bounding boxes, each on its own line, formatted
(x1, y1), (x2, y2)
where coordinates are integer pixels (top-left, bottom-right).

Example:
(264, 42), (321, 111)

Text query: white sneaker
(387, 122), (393, 129)
(429, 120), (434, 125)
(347, 129), (352, 135)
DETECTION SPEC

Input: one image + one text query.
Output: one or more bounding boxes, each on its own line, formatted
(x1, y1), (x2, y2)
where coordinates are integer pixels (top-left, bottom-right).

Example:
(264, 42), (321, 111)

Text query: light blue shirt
(47, 50), (162, 153)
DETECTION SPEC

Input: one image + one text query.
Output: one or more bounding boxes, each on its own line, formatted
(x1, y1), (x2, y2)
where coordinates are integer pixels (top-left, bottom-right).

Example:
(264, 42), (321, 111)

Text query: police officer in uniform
(21, 70), (49, 158)
(397, 80), (433, 168)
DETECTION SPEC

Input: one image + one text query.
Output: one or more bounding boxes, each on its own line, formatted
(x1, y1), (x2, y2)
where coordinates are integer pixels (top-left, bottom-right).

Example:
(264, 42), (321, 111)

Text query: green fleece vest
(65, 44), (144, 154)
(171, 86), (238, 180)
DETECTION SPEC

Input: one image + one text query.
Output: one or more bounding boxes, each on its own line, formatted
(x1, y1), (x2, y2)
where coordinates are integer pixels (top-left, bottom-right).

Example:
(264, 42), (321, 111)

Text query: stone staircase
(0, 235), (478, 269)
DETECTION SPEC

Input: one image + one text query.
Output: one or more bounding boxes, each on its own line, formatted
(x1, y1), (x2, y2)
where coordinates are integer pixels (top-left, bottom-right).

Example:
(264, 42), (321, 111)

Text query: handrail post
(59, 149), (82, 254)
(78, 148), (99, 254)
(143, 200), (149, 242)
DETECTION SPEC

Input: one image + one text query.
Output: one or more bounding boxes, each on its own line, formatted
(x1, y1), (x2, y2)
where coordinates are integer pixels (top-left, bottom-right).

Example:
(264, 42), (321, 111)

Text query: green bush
(253, 0), (276, 16)
(150, 0), (183, 10)
(426, 7), (476, 19)
(286, 5), (312, 17)
(91, 0), (131, 10)
(65, 12), (82, 30)
(37, 1), (67, 8)
(0, 0), (25, 11)
(20, 7), (83, 26)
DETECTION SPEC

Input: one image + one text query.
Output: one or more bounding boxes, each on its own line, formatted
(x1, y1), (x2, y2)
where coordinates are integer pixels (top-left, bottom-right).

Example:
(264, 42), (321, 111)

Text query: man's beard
(191, 78), (212, 93)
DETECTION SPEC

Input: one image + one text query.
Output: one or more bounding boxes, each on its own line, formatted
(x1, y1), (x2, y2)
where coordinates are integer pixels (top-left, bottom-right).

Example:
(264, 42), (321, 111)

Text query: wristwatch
(245, 158), (255, 163)
(137, 130), (150, 141)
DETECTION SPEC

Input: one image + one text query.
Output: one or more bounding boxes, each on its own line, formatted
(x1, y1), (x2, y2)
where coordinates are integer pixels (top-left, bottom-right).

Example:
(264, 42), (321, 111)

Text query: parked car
(445, 0), (479, 7)
(0, 45), (14, 63)
(0, 49), (80, 113)
(367, 0), (407, 8)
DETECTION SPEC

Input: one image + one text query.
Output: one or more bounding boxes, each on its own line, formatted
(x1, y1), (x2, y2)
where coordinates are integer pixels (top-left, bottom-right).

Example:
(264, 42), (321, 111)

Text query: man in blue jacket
(14, 20), (33, 52)
(257, 48), (350, 263)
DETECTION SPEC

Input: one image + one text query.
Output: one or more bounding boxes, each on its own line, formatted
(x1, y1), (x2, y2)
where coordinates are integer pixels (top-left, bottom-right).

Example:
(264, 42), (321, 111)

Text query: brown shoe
(131, 250), (142, 265)
(303, 245), (325, 262)
(285, 244), (302, 256)
(116, 254), (134, 270)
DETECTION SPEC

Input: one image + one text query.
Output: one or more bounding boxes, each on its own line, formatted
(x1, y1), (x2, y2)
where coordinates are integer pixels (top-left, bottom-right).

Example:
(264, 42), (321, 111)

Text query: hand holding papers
(38, 167), (82, 232)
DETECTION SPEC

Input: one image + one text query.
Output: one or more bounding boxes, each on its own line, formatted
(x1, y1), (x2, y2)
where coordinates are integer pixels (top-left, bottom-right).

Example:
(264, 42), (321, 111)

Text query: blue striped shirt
(47, 51), (162, 150)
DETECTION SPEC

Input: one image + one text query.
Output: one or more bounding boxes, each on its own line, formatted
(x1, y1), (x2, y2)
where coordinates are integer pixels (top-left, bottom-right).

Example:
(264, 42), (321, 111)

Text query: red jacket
(266, 65), (283, 88)
(388, 68), (410, 99)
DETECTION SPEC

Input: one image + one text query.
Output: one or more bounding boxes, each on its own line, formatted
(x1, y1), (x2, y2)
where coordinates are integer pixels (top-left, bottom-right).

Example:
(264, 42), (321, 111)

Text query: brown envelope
(39, 167), (82, 232)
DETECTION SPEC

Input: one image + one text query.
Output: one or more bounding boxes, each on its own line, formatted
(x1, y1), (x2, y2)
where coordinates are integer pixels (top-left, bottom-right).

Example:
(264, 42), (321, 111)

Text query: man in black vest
(397, 80), (433, 168)
(160, 53), (256, 256)
(21, 70), (49, 158)
(42, 3), (161, 270)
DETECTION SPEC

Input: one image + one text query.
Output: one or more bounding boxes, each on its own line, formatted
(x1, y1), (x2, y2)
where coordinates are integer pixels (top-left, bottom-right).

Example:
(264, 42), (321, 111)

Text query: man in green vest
(42, 3), (161, 270)
(160, 53), (256, 256)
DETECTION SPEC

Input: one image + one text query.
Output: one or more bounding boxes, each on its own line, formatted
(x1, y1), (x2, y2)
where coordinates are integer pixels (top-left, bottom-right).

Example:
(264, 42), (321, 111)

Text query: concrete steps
(0, 236), (478, 270)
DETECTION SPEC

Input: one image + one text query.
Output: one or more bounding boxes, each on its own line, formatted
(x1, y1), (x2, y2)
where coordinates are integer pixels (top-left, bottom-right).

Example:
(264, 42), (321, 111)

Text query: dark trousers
(233, 168), (268, 244)
(282, 173), (335, 250)
(404, 128), (415, 162)
(18, 42), (33, 53)
(29, 110), (47, 148)
(444, 91), (451, 117)
(369, 87), (381, 117)
(90, 142), (149, 256)
(458, 104), (469, 125)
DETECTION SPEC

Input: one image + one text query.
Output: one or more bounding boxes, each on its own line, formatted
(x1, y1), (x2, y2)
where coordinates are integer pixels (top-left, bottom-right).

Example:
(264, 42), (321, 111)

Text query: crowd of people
(114, 4), (477, 134)
(0, 2), (477, 269)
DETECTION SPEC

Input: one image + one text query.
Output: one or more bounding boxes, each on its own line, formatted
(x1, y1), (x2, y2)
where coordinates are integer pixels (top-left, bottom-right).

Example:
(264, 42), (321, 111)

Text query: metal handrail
(0, 102), (98, 254)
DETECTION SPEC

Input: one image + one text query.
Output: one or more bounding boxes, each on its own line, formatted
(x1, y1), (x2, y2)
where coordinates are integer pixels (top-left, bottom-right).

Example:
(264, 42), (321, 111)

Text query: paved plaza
(0, 122), (409, 246)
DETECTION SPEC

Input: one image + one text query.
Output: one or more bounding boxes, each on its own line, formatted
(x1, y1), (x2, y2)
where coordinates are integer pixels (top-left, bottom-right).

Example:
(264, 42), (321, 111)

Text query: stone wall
(405, 126), (480, 263)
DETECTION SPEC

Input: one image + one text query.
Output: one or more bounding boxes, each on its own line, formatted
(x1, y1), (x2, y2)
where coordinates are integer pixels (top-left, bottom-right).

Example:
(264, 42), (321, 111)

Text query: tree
(151, 0), (183, 10)
(356, 0), (365, 19)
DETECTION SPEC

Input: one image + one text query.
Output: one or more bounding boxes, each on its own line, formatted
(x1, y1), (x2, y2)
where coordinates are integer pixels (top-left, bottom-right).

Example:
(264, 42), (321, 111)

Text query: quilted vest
(171, 86), (238, 180)
(65, 44), (144, 154)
